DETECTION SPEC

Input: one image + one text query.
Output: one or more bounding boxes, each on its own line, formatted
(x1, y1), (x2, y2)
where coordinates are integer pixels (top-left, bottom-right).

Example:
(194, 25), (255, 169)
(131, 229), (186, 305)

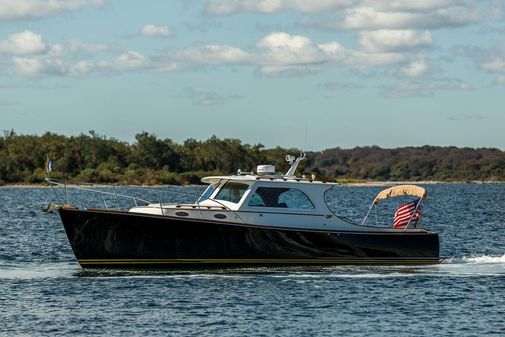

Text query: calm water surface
(0, 184), (504, 336)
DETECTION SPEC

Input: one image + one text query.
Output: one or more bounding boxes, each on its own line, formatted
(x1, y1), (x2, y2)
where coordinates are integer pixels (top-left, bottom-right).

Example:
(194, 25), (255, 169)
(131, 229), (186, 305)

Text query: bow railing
(43, 177), (246, 223)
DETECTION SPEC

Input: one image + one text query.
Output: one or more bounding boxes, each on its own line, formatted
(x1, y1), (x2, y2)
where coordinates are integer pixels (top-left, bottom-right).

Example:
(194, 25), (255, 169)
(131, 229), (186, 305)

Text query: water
(1, 184), (505, 336)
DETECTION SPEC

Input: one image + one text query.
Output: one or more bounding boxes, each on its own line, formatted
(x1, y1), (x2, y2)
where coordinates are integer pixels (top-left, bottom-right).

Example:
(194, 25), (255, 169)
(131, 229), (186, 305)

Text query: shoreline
(1, 180), (504, 189)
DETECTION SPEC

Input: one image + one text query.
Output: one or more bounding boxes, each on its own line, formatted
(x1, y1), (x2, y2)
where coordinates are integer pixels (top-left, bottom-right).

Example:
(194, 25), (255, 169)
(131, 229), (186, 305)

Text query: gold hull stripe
(78, 258), (440, 265)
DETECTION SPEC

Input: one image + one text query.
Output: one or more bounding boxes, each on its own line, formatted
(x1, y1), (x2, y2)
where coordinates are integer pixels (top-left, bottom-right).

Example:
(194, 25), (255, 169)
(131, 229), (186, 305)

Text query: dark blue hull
(58, 207), (440, 268)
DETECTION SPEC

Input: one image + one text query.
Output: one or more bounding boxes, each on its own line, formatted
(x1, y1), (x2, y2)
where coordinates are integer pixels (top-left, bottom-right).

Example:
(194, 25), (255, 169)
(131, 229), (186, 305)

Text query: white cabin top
(197, 153), (338, 212)
(201, 152), (337, 186)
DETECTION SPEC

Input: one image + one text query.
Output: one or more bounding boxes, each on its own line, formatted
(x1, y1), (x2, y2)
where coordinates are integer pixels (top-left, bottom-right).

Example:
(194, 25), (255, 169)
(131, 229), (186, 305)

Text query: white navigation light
(257, 165), (275, 175)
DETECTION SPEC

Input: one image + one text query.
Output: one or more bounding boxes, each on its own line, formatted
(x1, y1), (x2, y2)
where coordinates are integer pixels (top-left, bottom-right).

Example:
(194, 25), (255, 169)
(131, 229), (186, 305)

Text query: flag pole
(403, 198), (422, 230)
(361, 201), (376, 225)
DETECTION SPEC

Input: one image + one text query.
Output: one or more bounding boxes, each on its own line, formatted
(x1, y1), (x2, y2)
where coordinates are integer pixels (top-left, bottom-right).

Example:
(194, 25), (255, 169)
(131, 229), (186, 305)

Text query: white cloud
(66, 39), (116, 54)
(207, 0), (496, 32)
(300, 2), (492, 31)
(480, 58), (505, 72)
(340, 6), (484, 30)
(397, 60), (429, 77)
(12, 57), (43, 75)
(154, 33), (344, 75)
(358, 30), (432, 52)
(207, 0), (464, 15)
(456, 44), (505, 79)
(257, 32), (327, 65)
(206, 0), (354, 15)
(101, 51), (150, 71)
(0, 32), (128, 76)
(47, 43), (65, 57)
(69, 60), (93, 76)
(0, 30), (47, 55)
(254, 32), (415, 74)
(117, 51), (148, 68)
(1, 32), (250, 76)
(141, 24), (171, 38)
(12, 57), (65, 76)
(11, 50), (150, 76)
(0, 0), (104, 21)
(257, 34), (328, 74)
(151, 44), (249, 73)
(362, 0), (458, 11)
(180, 44), (249, 64)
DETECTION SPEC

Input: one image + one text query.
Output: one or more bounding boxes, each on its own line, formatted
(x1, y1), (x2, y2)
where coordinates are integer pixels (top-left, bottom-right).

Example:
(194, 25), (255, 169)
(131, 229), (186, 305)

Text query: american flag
(393, 199), (421, 229)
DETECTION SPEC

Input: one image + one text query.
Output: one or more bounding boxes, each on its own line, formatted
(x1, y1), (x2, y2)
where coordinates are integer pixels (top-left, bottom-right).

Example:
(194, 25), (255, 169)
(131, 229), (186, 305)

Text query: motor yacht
(45, 153), (440, 268)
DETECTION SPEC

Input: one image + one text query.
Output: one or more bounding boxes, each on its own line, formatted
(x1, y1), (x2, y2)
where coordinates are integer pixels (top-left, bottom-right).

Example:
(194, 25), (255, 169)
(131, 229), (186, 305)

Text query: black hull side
(58, 208), (440, 268)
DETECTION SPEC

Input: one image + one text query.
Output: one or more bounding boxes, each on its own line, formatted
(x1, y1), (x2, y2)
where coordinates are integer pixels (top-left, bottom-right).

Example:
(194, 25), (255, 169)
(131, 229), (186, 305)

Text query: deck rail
(44, 178), (246, 223)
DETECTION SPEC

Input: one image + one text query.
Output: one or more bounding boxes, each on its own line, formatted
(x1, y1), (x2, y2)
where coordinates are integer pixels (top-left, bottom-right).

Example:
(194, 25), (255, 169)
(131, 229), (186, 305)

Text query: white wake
(444, 254), (505, 265)
(461, 254), (505, 264)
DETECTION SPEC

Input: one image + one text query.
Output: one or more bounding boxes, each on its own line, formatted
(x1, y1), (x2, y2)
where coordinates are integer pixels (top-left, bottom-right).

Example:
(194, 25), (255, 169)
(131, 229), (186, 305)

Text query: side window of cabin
(215, 182), (249, 203)
(278, 189), (315, 209)
(248, 187), (315, 209)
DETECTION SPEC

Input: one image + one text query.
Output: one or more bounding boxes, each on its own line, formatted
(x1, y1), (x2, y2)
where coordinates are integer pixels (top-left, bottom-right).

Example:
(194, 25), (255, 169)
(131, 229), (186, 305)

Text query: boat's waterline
(77, 257), (442, 267)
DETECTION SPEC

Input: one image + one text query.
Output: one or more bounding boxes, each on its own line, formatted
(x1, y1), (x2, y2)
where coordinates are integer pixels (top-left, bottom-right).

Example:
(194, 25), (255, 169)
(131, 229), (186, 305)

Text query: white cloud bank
(207, 0), (354, 15)
(254, 31), (427, 75)
(0, 0), (104, 21)
(0, 30), (146, 76)
(0, 30), (432, 78)
(204, 0), (497, 83)
(337, 5), (486, 30)
(207, 0), (498, 32)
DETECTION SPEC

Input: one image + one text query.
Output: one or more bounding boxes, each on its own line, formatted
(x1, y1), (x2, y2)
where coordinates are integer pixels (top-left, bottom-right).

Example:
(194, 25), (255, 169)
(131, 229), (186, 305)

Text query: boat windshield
(197, 182), (219, 202)
(215, 182), (249, 204)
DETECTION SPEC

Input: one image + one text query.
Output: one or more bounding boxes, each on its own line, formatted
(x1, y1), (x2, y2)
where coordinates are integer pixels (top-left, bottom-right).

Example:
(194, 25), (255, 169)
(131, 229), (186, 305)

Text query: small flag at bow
(393, 199), (421, 229)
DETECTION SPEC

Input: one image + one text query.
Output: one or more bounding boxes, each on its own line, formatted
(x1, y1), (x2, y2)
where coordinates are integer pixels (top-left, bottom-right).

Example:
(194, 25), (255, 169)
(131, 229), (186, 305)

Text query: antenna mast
(285, 152), (306, 177)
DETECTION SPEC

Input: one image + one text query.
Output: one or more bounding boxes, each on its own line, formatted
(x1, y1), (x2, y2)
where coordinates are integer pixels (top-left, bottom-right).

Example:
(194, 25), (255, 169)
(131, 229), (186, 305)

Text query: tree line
(0, 130), (504, 185)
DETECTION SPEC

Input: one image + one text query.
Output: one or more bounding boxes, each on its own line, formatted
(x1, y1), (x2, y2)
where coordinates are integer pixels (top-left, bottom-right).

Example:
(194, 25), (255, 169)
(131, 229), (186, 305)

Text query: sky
(0, 0), (504, 150)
